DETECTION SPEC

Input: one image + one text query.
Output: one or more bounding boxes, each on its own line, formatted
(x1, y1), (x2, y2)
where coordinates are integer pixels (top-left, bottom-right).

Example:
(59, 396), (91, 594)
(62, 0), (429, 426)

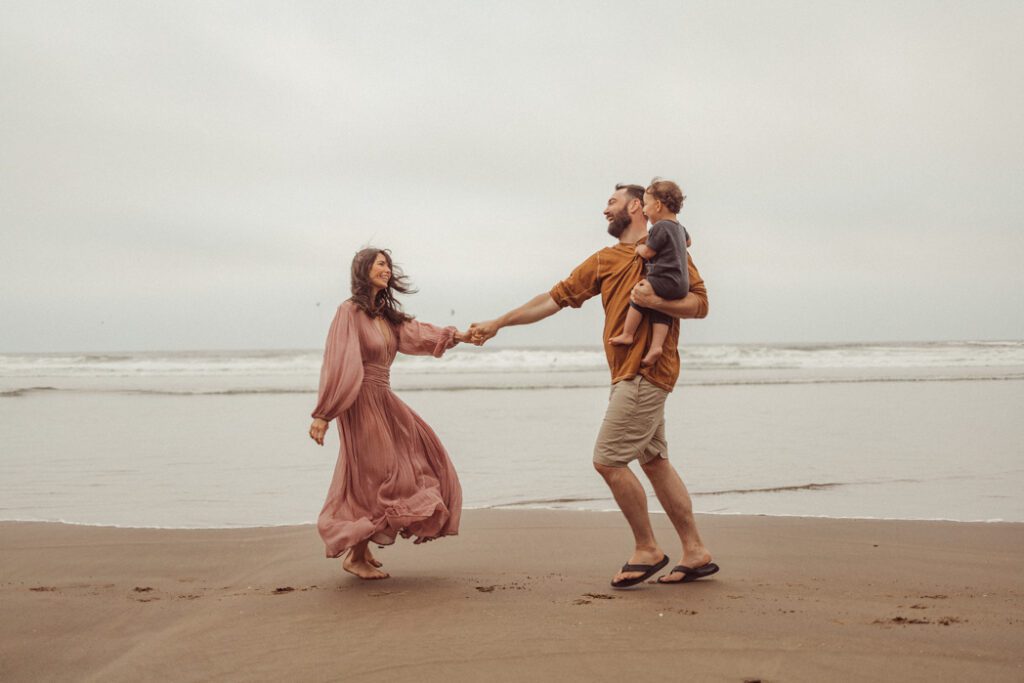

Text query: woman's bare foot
(609, 332), (634, 346)
(343, 551), (389, 580)
(641, 346), (663, 367)
(365, 547), (383, 568)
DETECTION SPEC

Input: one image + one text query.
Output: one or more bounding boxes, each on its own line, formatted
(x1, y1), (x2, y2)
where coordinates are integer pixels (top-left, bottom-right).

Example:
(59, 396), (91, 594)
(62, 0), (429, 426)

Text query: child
(608, 178), (690, 367)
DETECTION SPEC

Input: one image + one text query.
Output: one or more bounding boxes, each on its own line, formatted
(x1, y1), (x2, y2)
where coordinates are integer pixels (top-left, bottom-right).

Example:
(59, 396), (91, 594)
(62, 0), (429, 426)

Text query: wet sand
(2, 511), (1022, 681)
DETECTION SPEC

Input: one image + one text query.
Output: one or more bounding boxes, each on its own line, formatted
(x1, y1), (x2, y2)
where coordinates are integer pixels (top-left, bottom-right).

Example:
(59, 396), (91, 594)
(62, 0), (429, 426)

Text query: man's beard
(606, 208), (630, 238)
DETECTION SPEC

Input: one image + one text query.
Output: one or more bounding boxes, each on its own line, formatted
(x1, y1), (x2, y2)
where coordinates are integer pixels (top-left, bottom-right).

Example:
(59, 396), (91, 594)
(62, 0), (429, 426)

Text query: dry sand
(2, 511), (1022, 682)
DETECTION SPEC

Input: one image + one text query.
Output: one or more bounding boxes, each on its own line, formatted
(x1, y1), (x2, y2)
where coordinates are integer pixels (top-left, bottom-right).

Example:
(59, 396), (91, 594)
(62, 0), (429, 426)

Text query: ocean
(1, 341), (1022, 527)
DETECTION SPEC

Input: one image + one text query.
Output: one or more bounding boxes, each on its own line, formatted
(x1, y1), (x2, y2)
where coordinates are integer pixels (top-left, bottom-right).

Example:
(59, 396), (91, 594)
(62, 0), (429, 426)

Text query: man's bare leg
(342, 539), (389, 580)
(641, 322), (669, 367)
(608, 306), (644, 346)
(594, 462), (665, 583)
(639, 457), (713, 582)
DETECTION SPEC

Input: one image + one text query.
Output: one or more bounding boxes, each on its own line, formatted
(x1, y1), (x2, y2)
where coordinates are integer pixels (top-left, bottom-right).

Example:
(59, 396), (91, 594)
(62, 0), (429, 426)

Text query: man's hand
(309, 418), (328, 446)
(630, 280), (663, 309)
(632, 279), (707, 319)
(469, 319), (500, 345)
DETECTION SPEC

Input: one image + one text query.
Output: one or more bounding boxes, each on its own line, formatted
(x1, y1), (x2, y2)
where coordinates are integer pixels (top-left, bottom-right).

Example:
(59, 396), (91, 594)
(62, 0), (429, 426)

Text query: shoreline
(3, 510), (1023, 681)
(2, 507), (1022, 530)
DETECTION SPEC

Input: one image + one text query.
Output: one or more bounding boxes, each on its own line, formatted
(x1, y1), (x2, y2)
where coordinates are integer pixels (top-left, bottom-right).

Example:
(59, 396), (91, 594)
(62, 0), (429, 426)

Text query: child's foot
(609, 332), (634, 346)
(641, 346), (663, 367)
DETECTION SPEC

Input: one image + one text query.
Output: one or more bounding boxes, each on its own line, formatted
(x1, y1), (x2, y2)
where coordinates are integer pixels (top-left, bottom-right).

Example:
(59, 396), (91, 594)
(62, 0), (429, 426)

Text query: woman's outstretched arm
(397, 319), (460, 357)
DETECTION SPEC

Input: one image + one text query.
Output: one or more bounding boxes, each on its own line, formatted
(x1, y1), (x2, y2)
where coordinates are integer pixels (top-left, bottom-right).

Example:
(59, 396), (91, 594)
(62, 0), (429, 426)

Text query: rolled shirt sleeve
(549, 252), (602, 309)
(685, 256), (709, 319)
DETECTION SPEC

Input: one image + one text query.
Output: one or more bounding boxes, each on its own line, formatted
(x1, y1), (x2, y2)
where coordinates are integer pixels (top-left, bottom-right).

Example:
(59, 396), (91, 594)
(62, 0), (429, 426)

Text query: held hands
(453, 329), (482, 345)
(450, 321), (497, 346)
(309, 418), (328, 446)
(468, 319), (499, 346)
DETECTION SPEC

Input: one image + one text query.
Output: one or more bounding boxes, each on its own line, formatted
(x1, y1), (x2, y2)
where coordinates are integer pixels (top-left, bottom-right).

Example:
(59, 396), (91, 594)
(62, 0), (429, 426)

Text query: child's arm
(640, 220), (672, 261)
(635, 243), (657, 260)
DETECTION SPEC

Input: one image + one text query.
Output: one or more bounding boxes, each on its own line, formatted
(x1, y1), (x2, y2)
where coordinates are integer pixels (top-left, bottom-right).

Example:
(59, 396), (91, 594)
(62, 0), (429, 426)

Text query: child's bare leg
(641, 322), (669, 367)
(609, 306), (644, 346)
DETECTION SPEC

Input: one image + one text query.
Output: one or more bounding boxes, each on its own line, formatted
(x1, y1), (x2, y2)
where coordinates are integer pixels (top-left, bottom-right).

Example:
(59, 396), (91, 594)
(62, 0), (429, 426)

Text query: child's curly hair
(645, 177), (686, 214)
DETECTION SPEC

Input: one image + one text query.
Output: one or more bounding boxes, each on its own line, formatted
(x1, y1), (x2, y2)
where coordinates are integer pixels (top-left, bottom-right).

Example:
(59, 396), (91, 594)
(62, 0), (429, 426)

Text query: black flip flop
(657, 562), (720, 584)
(610, 554), (670, 589)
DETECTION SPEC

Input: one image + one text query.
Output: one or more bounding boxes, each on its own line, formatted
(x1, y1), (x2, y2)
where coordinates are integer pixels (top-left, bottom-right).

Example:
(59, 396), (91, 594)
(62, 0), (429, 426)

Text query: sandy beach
(2, 510), (1022, 682)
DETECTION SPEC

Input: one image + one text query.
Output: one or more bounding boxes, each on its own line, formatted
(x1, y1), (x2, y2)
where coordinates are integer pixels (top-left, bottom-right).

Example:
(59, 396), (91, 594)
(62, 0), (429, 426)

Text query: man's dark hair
(614, 183), (645, 205)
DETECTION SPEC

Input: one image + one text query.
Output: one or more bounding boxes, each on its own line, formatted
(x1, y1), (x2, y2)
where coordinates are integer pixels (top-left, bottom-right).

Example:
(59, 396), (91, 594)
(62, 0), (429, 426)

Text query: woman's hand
(455, 328), (485, 346)
(309, 418), (329, 446)
(468, 319), (500, 345)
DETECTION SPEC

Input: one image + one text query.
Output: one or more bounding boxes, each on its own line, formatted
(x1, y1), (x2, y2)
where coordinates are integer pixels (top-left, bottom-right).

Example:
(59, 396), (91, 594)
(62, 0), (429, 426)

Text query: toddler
(608, 178), (690, 367)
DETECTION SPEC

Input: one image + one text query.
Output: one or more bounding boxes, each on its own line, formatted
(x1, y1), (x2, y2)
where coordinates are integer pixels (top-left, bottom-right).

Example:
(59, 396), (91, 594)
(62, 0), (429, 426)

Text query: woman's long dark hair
(349, 247), (415, 325)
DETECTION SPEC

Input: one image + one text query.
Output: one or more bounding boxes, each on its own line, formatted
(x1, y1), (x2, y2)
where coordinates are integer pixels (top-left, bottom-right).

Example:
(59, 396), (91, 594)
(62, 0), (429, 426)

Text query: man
(469, 183), (718, 588)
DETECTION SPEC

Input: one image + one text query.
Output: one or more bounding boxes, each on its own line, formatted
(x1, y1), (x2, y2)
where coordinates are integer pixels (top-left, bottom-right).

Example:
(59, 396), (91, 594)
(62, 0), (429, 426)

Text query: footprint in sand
(31, 584), (119, 596)
(130, 586), (159, 602)
(574, 593), (617, 605)
(874, 615), (963, 626)
(474, 582), (529, 593)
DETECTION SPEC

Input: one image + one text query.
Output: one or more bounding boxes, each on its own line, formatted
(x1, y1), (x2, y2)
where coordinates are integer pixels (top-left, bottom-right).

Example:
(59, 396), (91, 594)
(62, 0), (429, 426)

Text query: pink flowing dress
(311, 300), (462, 558)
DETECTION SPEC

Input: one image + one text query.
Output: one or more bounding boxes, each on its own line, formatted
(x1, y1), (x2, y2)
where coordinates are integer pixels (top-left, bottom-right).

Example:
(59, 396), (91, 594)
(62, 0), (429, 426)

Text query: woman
(308, 248), (471, 580)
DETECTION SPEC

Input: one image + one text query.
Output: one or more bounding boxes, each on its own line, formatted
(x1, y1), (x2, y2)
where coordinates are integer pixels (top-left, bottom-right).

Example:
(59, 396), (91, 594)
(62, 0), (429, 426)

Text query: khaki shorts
(593, 375), (669, 467)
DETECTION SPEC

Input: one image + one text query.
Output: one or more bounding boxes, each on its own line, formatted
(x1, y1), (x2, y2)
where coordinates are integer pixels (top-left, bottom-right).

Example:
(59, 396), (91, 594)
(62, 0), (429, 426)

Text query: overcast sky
(2, 1), (1022, 352)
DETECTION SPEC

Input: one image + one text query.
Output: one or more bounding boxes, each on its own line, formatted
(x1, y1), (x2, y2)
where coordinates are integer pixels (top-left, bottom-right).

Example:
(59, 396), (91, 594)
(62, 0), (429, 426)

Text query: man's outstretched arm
(470, 293), (561, 344)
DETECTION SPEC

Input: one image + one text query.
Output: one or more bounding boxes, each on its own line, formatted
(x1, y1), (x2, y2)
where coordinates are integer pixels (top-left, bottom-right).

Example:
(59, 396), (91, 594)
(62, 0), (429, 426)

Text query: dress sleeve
(397, 319), (458, 358)
(311, 302), (364, 421)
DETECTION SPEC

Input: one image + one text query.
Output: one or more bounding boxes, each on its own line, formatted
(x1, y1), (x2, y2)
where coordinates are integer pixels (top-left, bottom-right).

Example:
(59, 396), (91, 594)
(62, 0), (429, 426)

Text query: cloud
(1, 1), (1022, 351)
